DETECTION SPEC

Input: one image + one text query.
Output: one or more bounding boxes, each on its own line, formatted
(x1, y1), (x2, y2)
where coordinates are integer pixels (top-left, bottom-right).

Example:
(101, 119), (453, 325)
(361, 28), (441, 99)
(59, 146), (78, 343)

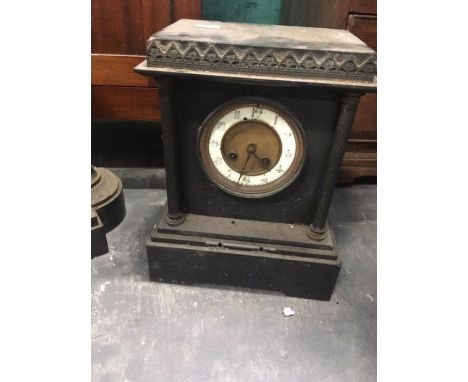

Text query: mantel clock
(135, 19), (377, 300)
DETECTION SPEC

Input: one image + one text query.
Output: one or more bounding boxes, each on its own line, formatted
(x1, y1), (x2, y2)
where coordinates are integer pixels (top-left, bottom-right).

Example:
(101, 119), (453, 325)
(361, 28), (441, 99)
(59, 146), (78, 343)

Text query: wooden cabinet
(91, 0), (201, 121)
(91, 0), (377, 182)
(343, 6), (377, 182)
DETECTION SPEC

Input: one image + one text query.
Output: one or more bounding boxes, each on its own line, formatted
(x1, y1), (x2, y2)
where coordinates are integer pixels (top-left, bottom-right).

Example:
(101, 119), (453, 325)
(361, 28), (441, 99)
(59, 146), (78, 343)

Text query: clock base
(146, 209), (341, 300)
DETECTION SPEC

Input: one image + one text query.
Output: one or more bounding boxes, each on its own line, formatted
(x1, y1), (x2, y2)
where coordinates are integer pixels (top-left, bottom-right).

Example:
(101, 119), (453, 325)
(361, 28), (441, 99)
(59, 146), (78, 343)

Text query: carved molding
(146, 39), (377, 81)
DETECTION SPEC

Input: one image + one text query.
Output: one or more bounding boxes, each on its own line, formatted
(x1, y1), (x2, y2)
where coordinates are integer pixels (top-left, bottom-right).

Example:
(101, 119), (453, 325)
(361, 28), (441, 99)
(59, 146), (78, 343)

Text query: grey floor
(92, 185), (376, 382)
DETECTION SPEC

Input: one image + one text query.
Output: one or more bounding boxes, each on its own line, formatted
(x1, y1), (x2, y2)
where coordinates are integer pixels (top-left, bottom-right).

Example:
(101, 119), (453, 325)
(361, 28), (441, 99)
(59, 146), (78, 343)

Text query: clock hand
(251, 151), (261, 161)
(236, 153), (252, 185)
(236, 143), (259, 185)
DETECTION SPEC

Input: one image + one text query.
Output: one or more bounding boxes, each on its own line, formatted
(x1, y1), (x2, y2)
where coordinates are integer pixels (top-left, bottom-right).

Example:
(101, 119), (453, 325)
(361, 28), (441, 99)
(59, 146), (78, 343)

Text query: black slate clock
(135, 19), (377, 300)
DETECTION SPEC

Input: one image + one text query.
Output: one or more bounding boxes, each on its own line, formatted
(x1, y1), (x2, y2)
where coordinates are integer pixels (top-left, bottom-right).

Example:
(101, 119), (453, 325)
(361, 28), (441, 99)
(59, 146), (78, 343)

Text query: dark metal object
(135, 19), (376, 300)
(91, 166), (126, 257)
(91, 208), (108, 257)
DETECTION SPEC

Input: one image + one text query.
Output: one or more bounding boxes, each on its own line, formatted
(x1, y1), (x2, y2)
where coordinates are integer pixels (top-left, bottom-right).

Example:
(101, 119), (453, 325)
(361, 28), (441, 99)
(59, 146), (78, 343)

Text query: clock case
(135, 19), (377, 300)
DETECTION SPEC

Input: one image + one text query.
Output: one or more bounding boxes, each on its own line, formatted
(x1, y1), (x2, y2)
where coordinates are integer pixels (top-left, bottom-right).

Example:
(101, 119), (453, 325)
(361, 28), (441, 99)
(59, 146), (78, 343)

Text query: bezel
(197, 97), (306, 198)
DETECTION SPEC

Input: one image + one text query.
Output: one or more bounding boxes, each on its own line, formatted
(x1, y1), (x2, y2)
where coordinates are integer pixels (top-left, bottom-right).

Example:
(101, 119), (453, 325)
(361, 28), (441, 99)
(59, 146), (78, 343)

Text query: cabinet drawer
(350, 93), (377, 140)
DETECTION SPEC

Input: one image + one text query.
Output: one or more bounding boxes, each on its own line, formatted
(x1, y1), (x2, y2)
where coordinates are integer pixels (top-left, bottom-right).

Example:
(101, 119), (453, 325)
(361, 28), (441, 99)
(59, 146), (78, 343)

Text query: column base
(165, 213), (185, 226)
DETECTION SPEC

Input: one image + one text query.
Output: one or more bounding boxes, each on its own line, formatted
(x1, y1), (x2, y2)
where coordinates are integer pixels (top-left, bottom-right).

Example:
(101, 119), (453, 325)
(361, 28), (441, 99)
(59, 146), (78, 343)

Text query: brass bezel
(198, 97), (306, 199)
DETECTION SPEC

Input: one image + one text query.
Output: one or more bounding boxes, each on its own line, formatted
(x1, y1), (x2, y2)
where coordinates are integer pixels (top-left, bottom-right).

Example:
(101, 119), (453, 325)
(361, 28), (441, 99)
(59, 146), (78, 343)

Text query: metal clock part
(198, 98), (305, 198)
(91, 166), (126, 258)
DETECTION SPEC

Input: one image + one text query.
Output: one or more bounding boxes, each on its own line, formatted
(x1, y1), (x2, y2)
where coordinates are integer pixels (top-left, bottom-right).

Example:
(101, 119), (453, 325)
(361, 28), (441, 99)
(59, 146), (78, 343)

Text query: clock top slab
(135, 19), (377, 90)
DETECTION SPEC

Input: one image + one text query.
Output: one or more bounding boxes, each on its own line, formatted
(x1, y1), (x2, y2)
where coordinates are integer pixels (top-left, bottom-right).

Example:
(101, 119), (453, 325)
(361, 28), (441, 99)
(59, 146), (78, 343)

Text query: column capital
(342, 93), (363, 104)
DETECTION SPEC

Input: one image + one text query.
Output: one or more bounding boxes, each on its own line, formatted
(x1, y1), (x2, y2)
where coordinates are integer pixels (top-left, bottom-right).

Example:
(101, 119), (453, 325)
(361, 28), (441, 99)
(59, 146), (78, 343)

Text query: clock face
(198, 98), (305, 198)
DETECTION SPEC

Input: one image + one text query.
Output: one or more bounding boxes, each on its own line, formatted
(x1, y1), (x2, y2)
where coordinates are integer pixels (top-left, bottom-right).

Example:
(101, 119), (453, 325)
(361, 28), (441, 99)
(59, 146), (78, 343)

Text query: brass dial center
(221, 120), (282, 176)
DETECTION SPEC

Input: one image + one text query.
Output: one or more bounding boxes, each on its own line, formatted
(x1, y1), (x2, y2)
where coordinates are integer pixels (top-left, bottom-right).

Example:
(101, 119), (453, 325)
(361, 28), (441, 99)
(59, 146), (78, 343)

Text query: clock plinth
(148, 210), (340, 300)
(135, 19), (376, 300)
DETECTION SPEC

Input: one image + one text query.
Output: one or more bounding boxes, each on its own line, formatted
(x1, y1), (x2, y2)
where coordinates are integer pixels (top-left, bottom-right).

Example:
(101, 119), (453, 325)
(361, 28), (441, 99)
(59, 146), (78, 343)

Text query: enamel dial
(198, 98), (305, 198)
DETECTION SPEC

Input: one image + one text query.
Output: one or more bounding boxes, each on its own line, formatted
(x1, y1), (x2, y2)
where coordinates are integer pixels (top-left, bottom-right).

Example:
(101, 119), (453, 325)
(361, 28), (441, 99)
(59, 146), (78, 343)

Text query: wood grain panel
(343, 151), (377, 167)
(347, 15), (377, 51)
(172, 0), (202, 21)
(92, 86), (160, 121)
(349, 0), (377, 15)
(92, 54), (151, 87)
(281, 0), (351, 29)
(92, 0), (145, 54)
(141, 0), (171, 39)
(350, 93), (377, 140)
(346, 140), (376, 153)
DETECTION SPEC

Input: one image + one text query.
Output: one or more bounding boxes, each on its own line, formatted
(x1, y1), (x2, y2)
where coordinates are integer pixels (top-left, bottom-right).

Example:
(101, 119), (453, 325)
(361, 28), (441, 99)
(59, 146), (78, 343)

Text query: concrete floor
(92, 185), (376, 382)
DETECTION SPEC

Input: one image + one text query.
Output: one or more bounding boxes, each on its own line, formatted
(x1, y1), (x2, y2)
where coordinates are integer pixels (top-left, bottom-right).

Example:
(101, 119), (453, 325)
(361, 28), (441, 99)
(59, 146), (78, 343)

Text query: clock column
(158, 78), (185, 226)
(309, 93), (362, 239)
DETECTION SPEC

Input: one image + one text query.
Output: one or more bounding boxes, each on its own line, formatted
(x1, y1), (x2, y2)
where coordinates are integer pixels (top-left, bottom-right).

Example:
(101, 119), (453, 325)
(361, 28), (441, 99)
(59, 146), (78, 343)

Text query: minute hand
(236, 153), (251, 185)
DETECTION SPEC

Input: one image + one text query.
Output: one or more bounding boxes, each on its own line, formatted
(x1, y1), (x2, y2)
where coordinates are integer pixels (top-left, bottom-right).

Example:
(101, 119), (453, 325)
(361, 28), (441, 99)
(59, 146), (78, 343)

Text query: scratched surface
(92, 186), (376, 382)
